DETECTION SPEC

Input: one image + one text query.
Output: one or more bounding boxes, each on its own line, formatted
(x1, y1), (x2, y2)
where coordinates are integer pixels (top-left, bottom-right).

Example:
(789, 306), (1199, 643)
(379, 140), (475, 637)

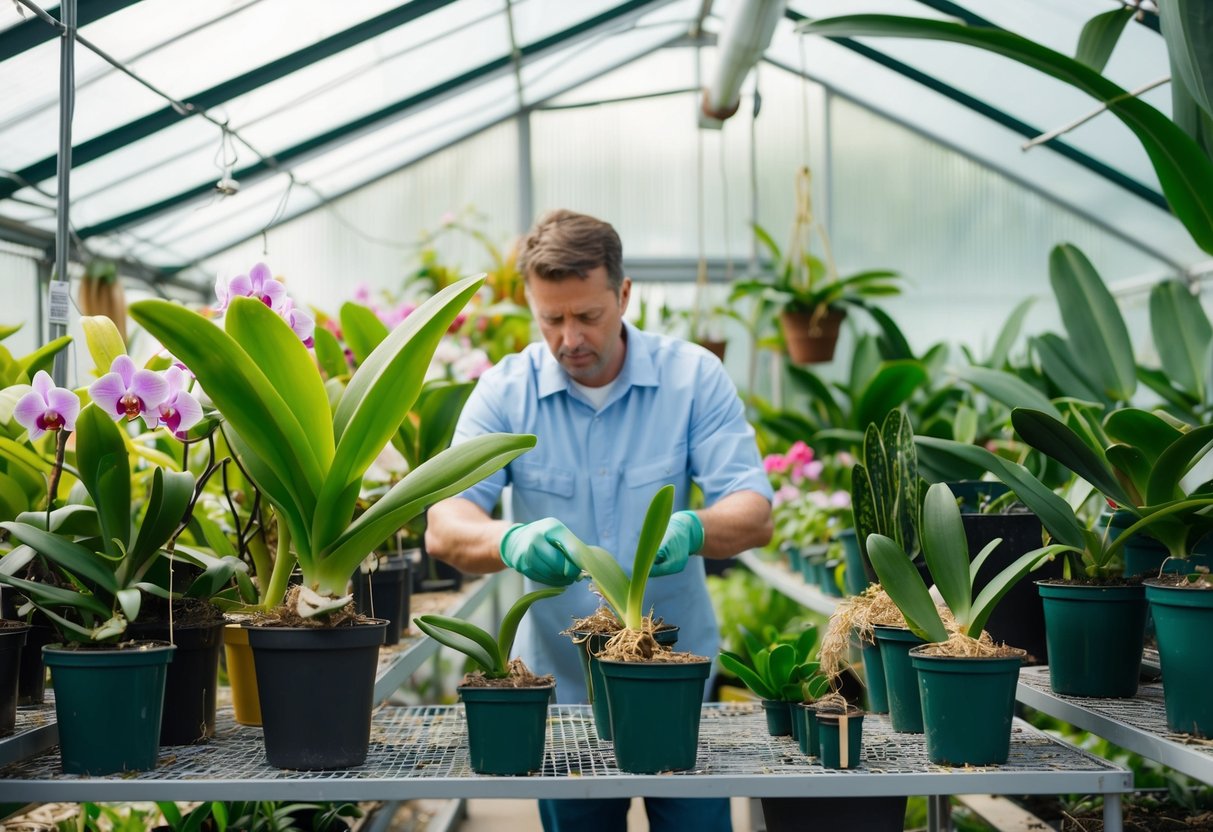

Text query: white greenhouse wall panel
(825, 96), (1173, 363)
(199, 121), (520, 313)
(0, 249), (40, 358)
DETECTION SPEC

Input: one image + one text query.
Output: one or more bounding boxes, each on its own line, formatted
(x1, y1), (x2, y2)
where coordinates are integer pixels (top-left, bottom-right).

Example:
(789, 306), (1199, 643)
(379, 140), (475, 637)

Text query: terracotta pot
(780, 307), (846, 364)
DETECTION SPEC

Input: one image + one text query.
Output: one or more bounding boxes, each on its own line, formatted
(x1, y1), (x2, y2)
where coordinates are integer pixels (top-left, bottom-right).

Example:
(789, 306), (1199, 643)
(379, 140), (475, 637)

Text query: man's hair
(517, 209), (624, 292)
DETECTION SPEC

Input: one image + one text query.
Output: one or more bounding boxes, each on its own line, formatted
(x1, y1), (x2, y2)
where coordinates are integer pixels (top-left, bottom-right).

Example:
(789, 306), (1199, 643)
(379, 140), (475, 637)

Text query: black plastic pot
(0, 623), (28, 735)
(351, 556), (411, 646)
(128, 620), (224, 745)
(1, 590), (50, 705)
(248, 620), (387, 770)
(961, 511), (1061, 663)
(761, 797), (907, 832)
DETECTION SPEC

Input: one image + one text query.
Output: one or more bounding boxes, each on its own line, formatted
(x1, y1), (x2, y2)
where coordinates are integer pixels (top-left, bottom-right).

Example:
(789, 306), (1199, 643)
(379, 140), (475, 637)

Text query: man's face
(527, 265), (631, 387)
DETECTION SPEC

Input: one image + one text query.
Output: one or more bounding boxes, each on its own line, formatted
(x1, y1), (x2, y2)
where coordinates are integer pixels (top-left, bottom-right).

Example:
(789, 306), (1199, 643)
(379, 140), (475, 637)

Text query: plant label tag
(48, 280), (71, 325)
(839, 713), (850, 768)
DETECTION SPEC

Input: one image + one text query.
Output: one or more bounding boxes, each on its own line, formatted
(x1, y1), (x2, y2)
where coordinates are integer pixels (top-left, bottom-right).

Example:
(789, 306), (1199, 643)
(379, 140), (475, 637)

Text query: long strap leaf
(627, 484), (674, 628)
(1, 521), (118, 595)
(867, 533), (948, 643)
(1012, 408), (1134, 507)
(414, 614), (502, 676)
(497, 587), (565, 663)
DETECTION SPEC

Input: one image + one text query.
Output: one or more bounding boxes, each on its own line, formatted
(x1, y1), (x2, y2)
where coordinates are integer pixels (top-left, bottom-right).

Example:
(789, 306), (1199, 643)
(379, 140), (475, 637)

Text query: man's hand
(499, 517), (584, 586)
(650, 510), (705, 577)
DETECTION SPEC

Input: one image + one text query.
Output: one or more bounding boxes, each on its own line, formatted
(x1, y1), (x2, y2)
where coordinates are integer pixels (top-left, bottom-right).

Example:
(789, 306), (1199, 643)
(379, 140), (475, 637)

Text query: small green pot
(459, 682), (554, 775)
(1038, 582), (1146, 698)
(571, 626), (678, 741)
(786, 546), (804, 575)
(817, 710), (864, 769)
(762, 699), (793, 736)
(873, 626), (925, 733)
(43, 642), (175, 775)
(819, 559), (846, 598)
(794, 703), (820, 756)
(1145, 581), (1213, 736)
(839, 529), (867, 596)
(910, 647), (1024, 766)
(789, 702), (802, 742)
(861, 640), (889, 714)
(599, 658), (710, 773)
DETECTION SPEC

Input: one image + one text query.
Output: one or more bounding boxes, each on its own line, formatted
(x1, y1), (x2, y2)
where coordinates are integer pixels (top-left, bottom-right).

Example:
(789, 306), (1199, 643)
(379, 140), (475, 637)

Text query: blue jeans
(538, 797), (732, 832)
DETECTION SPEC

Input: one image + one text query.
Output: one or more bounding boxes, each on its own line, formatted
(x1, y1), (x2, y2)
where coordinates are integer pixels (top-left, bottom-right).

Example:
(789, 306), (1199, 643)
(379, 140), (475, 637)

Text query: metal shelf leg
(1103, 793), (1123, 832)
(927, 795), (952, 832)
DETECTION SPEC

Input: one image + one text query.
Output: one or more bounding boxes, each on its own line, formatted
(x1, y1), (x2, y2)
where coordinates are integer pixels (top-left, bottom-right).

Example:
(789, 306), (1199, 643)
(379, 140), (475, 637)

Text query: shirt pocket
(623, 452), (685, 490)
(512, 460), (576, 498)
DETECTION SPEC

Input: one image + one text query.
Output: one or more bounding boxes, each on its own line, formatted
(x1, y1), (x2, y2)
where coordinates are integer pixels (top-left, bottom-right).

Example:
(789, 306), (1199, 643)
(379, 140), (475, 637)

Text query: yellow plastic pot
(223, 624), (261, 726)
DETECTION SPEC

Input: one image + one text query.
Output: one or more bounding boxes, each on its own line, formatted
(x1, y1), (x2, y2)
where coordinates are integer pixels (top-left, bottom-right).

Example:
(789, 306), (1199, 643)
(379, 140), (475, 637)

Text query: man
(426, 209), (773, 832)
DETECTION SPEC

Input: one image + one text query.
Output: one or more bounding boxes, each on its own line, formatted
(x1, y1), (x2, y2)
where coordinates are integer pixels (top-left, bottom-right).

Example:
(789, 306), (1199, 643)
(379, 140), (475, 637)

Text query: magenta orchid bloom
(786, 441), (815, 466)
(144, 366), (203, 440)
(215, 263), (287, 312)
(13, 371), (80, 440)
(763, 454), (789, 475)
(88, 355), (168, 424)
(279, 298), (315, 348)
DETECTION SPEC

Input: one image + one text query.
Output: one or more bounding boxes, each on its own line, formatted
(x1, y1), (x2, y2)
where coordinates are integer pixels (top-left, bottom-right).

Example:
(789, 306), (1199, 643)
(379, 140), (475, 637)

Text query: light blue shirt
(453, 320), (773, 703)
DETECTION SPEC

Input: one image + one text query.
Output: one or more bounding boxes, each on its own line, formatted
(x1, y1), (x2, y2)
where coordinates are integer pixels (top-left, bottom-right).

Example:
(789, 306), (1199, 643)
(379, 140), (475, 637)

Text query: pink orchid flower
(13, 371), (80, 440)
(214, 263), (287, 312)
(786, 441), (815, 466)
(763, 454), (789, 475)
(88, 355), (168, 424)
(279, 298), (315, 348)
(144, 366), (203, 440)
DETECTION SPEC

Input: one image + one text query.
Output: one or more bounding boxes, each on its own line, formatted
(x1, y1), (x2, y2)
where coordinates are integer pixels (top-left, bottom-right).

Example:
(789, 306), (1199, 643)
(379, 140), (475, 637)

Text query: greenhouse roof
(0, 0), (1202, 286)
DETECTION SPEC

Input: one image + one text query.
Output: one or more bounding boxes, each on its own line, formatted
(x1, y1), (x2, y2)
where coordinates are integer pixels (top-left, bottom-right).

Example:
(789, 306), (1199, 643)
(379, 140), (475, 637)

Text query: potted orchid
(129, 267), (535, 770)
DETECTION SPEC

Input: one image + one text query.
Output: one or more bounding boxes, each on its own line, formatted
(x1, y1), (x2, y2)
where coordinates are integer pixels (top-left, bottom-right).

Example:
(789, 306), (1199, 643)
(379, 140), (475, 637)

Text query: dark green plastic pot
(0, 623), (27, 735)
(860, 640), (889, 714)
(43, 642), (174, 775)
(599, 658), (710, 773)
(794, 703), (819, 756)
(1038, 582), (1146, 698)
(819, 559), (845, 598)
(910, 647), (1023, 765)
(789, 702), (802, 742)
(873, 626), (925, 733)
(1145, 581), (1213, 736)
(786, 546), (804, 575)
(839, 529), (867, 596)
(571, 626), (678, 741)
(762, 699), (793, 736)
(817, 710), (864, 769)
(459, 682), (554, 775)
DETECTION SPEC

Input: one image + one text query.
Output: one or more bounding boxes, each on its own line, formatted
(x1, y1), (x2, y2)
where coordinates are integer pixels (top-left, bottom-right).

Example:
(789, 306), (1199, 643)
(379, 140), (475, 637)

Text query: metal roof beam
(0, 0), (141, 61)
(78, 0), (677, 240)
(0, 0), (461, 200)
(784, 8), (1169, 212)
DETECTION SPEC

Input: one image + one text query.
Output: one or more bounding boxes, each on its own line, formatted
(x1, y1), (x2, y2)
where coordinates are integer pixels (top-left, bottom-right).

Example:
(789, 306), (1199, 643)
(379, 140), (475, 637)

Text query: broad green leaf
(563, 538), (629, 623)
(954, 366), (1062, 420)
(74, 405), (131, 557)
(767, 643), (796, 690)
(185, 558), (244, 600)
(0, 521), (118, 593)
(80, 316), (126, 377)
(414, 615), (501, 675)
(116, 587), (141, 622)
(0, 474), (28, 519)
(784, 365), (846, 429)
(1106, 444), (1151, 503)
(866, 533), (948, 643)
(318, 433), (535, 593)
(1050, 245), (1136, 402)
(795, 16), (1213, 255)
(1075, 7), (1134, 72)
(16, 505), (99, 536)
(192, 514), (238, 558)
(15, 336), (72, 382)
(719, 650), (777, 700)
(1012, 408), (1134, 506)
(863, 303), (915, 361)
(969, 537), (1004, 584)
(1160, 0), (1213, 120)
(497, 586), (565, 662)
(0, 323), (21, 342)
(861, 423), (890, 544)
(952, 403), (978, 445)
(0, 572), (111, 618)
(1137, 365), (1201, 420)
(1104, 408), (1184, 462)
(921, 483), (971, 624)
(987, 297), (1035, 368)
(312, 326), (348, 381)
(915, 436), (1087, 549)
(1032, 334), (1105, 404)
(226, 297), (334, 470)
(854, 361), (927, 430)
(849, 335), (883, 403)
(416, 381), (476, 464)
(222, 424), (309, 562)
(317, 276), (485, 553)
(889, 410), (920, 555)
(127, 468), (195, 579)
(627, 484), (675, 627)
(969, 545), (1071, 636)
(1150, 279), (1212, 400)
(1146, 423), (1213, 504)
(850, 462), (878, 563)
(339, 303), (390, 366)
(130, 300), (322, 526)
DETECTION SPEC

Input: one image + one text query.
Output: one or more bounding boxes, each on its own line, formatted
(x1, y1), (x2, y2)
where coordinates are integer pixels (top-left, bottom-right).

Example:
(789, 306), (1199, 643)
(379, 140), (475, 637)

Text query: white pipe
(701, 0), (786, 124)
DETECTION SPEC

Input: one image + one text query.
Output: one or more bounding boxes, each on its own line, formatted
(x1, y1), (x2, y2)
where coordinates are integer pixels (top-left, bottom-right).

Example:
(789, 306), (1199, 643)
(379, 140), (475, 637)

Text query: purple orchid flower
(214, 262), (287, 312)
(144, 366), (203, 440)
(279, 298), (315, 348)
(13, 371), (80, 440)
(88, 355), (168, 424)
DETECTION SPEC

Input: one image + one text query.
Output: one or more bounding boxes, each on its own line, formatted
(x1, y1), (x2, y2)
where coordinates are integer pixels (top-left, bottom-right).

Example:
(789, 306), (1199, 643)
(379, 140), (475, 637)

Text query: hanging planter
(44, 642), (175, 775)
(1038, 581), (1146, 698)
(780, 307), (847, 365)
(1144, 576), (1213, 736)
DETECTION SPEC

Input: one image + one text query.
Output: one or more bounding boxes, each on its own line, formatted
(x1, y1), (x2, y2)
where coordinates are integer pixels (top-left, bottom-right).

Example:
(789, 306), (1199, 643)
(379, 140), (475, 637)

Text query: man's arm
(695, 489), (772, 559)
(425, 497), (513, 575)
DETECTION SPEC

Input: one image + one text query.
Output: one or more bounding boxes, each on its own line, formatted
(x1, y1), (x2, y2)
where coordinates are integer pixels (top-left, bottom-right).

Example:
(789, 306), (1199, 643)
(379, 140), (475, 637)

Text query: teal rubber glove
(499, 517), (584, 586)
(651, 510), (704, 577)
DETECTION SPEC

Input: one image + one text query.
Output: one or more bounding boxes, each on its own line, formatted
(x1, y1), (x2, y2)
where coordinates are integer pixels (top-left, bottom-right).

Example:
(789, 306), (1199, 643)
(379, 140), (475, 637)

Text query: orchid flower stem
(220, 457), (245, 555)
(245, 502), (273, 598)
(262, 518), (295, 609)
(46, 430), (67, 530)
(167, 438), (221, 556)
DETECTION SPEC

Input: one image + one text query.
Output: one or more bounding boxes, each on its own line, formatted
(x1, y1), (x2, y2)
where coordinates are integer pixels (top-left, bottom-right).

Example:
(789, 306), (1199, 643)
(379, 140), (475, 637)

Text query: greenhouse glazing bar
(0, 0), (138, 61)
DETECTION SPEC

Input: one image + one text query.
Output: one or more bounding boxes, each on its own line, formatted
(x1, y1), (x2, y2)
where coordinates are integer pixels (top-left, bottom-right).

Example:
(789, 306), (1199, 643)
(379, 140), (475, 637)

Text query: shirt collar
(536, 320), (659, 399)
